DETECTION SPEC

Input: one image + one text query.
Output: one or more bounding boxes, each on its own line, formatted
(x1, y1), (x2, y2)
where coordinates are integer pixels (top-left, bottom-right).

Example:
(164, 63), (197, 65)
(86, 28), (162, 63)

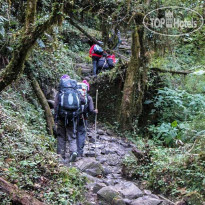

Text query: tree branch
(0, 177), (44, 205)
(0, 1), (64, 92)
(151, 67), (192, 75)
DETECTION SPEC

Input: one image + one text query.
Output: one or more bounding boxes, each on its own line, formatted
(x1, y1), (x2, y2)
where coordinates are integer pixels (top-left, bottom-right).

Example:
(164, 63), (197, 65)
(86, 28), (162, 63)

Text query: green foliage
(148, 122), (180, 146)
(0, 81), (86, 204)
(31, 43), (81, 88)
(148, 87), (205, 145)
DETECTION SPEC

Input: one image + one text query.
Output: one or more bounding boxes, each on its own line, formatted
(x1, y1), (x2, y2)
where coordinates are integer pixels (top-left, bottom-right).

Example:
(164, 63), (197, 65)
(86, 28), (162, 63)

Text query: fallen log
(0, 177), (45, 205)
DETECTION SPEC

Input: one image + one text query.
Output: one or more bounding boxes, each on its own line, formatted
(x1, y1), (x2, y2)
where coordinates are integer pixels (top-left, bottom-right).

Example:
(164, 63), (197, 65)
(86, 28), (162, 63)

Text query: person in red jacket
(89, 41), (104, 77)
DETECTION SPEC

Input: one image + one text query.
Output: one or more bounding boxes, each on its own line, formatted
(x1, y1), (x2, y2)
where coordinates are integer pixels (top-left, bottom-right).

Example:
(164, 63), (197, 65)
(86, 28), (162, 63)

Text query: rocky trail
(64, 35), (174, 205)
(69, 124), (174, 205)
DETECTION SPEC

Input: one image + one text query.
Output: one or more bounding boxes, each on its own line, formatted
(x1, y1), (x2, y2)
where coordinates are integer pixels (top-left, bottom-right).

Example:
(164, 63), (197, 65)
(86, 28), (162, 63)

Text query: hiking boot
(69, 152), (77, 162)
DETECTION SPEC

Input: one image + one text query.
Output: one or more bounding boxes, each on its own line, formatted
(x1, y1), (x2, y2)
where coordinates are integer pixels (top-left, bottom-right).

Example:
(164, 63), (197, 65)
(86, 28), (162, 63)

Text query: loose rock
(114, 181), (143, 199)
(97, 129), (105, 135)
(93, 182), (107, 193)
(97, 186), (121, 204)
(131, 196), (163, 205)
(106, 129), (114, 136)
(78, 158), (104, 177)
(85, 151), (96, 157)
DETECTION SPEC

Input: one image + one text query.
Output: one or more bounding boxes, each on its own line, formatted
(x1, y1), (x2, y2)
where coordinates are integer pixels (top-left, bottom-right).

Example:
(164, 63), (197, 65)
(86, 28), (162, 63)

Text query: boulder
(114, 182), (143, 199)
(93, 182), (107, 193)
(97, 186), (121, 204)
(78, 158), (104, 177)
(106, 129), (114, 136)
(97, 129), (105, 135)
(131, 196), (163, 205)
(85, 151), (96, 157)
(101, 148), (116, 155)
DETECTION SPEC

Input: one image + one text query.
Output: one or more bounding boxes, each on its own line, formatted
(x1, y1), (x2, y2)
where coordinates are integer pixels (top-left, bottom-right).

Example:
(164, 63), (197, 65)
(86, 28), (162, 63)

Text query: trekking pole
(82, 115), (90, 153)
(95, 89), (98, 158)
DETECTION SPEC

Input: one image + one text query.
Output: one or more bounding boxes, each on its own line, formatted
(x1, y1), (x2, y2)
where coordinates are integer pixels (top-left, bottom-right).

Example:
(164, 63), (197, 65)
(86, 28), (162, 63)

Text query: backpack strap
(72, 111), (79, 135)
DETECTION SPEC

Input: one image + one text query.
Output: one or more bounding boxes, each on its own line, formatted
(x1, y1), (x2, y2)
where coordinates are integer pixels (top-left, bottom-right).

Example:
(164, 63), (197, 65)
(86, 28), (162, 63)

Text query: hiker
(89, 41), (104, 77)
(76, 80), (98, 157)
(107, 53), (116, 68)
(97, 52), (116, 72)
(54, 75), (85, 163)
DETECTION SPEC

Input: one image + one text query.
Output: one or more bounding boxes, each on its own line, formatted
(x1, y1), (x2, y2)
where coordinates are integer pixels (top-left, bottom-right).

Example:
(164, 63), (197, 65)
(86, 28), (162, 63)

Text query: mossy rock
(97, 186), (120, 204)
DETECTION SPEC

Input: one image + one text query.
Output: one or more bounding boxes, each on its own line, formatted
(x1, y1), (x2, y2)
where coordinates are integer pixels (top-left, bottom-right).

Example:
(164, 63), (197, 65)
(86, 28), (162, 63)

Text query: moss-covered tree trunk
(101, 16), (109, 48)
(25, 0), (38, 31)
(119, 27), (140, 130)
(27, 70), (54, 136)
(119, 26), (147, 130)
(0, 1), (63, 92)
(0, 177), (44, 205)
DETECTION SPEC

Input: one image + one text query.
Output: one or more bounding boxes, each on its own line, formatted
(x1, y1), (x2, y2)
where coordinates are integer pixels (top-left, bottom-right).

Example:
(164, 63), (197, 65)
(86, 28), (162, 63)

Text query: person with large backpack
(89, 41), (104, 77)
(76, 80), (98, 157)
(97, 52), (116, 71)
(54, 75), (85, 163)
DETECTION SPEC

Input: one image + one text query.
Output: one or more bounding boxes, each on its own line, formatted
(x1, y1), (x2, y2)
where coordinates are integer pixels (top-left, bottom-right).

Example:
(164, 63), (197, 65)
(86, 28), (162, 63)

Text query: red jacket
(89, 44), (103, 58)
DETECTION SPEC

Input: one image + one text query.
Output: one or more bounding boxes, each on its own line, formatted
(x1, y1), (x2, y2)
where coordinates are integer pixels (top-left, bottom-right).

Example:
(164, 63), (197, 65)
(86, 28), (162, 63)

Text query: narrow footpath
(72, 124), (174, 205)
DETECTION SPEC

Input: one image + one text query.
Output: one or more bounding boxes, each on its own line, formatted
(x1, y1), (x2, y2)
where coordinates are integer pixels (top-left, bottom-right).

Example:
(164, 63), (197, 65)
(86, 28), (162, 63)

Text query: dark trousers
(57, 119), (77, 159)
(77, 118), (87, 157)
(92, 56), (101, 76)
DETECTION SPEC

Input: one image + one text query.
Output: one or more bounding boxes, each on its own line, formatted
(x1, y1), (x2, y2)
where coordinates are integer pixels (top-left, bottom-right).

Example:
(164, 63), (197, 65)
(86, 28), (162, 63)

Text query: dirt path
(72, 124), (174, 205)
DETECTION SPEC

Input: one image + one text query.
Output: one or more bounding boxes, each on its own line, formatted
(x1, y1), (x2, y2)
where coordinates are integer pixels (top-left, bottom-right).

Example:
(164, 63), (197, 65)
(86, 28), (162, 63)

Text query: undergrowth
(0, 79), (86, 204)
(122, 74), (205, 204)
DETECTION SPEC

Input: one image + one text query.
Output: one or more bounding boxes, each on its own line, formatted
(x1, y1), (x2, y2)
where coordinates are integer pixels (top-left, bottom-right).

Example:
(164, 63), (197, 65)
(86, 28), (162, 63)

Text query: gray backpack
(58, 78), (81, 118)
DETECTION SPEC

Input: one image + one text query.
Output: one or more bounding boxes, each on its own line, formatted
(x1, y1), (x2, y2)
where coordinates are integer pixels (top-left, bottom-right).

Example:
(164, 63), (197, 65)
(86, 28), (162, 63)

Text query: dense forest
(0, 0), (204, 205)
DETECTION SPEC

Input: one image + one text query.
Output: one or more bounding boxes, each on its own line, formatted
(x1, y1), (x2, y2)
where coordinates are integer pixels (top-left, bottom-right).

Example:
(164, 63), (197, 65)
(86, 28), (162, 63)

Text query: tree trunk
(25, 0), (38, 31)
(101, 16), (109, 47)
(0, 1), (63, 92)
(0, 177), (44, 205)
(119, 26), (148, 130)
(119, 27), (140, 130)
(27, 71), (54, 136)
